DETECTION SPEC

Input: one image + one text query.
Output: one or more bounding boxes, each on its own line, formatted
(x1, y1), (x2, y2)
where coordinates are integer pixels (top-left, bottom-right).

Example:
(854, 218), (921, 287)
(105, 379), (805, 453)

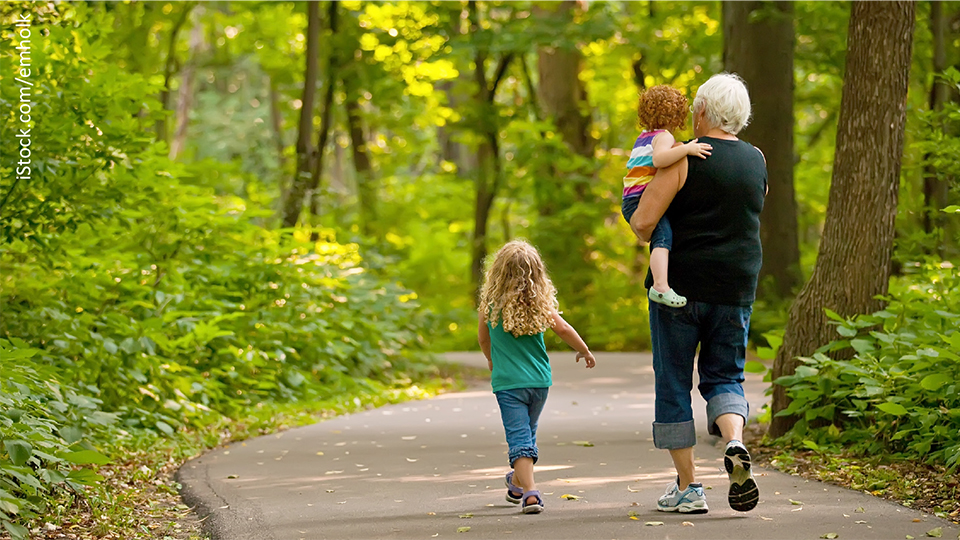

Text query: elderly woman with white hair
(630, 73), (767, 515)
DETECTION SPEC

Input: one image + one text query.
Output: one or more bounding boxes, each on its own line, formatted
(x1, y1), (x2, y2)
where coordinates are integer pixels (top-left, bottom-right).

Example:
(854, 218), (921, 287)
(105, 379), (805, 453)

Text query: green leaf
(824, 309), (845, 322)
(941, 205), (960, 213)
(2, 521), (29, 540)
(155, 420), (174, 436)
(755, 347), (776, 360)
(3, 440), (33, 466)
(920, 373), (951, 391)
(836, 326), (857, 337)
(66, 468), (104, 486)
(745, 361), (767, 373)
(62, 450), (110, 465)
(820, 534), (839, 539)
(925, 526), (942, 538)
(60, 426), (83, 444)
(876, 402), (909, 416)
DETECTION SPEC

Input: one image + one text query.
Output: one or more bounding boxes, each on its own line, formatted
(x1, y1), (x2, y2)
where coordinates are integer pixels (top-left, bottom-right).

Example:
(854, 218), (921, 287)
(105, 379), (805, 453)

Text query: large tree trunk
(281, 1), (321, 228)
(724, 1), (800, 300)
(769, 1), (916, 438)
(922, 0), (951, 249)
(533, 0), (595, 295)
(169, 6), (204, 160)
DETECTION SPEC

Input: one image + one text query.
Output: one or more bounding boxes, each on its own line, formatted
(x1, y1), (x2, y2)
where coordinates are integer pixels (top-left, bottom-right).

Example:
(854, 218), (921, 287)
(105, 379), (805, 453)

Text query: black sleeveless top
(645, 137), (767, 306)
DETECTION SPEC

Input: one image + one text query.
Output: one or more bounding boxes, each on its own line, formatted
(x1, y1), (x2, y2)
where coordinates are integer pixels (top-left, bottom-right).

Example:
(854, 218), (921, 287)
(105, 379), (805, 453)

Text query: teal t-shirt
(488, 321), (552, 393)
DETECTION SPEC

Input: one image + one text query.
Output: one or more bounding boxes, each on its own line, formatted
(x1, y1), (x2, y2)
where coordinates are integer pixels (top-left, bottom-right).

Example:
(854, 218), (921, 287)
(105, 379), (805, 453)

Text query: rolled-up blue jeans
(622, 195), (672, 250)
(495, 387), (549, 466)
(648, 299), (751, 449)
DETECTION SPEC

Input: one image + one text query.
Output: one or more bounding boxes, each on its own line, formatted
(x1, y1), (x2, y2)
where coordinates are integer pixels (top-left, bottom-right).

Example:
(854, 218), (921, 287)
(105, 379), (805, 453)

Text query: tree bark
(169, 6), (204, 160)
(467, 1), (511, 295)
(308, 0), (340, 237)
(281, 1), (322, 228)
(344, 73), (375, 236)
(267, 74), (287, 174)
(156, 3), (194, 143)
(922, 0), (951, 246)
(769, 1), (916, 438)
(533, 0), (595, 294)
(724, 1), (800, 300)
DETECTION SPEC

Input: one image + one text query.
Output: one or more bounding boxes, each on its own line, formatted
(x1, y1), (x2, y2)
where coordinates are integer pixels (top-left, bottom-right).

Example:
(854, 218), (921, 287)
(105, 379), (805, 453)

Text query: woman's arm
(550, 312), (596, 368)
(630, 154), (687, 242)
(477, 314), (492, 371)
(651, 132), (712, 169)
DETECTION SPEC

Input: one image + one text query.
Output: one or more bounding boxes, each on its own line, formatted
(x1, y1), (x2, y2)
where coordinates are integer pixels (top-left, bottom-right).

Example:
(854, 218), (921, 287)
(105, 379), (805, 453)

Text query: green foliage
(775, 263), (960, 470)
(0, 341), (115, 534)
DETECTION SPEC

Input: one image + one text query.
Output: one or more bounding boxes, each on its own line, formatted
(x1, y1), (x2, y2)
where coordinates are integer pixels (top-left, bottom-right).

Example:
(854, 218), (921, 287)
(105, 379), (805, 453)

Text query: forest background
(0, 1), (958, 538)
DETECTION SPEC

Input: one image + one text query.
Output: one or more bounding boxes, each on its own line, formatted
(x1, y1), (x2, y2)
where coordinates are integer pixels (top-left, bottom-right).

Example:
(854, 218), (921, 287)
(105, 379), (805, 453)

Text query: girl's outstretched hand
(576, 351), (596, 368)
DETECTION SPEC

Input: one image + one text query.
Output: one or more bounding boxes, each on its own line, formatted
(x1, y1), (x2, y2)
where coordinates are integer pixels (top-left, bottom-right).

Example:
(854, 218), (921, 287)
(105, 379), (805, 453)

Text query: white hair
(692, 73), (752, 135)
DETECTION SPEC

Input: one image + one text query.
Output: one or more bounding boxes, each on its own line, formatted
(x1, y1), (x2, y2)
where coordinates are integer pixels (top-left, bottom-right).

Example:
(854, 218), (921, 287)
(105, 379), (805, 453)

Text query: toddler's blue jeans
(622, 195), (672, 250)
(495, 387), (549, 466)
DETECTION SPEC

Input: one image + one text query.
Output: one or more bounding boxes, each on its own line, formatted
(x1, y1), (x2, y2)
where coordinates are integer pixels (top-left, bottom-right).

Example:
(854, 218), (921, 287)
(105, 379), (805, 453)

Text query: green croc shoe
(648, 287), (687, 308)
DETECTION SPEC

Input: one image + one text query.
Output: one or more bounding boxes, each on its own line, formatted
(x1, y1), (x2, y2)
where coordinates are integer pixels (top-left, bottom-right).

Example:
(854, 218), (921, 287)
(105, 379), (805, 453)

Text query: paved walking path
(178, 353), (959, 540)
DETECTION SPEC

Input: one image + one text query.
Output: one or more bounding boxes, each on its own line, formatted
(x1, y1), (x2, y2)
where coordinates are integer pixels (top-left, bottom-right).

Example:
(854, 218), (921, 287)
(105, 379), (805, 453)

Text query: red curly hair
(637, 85), (689, 132)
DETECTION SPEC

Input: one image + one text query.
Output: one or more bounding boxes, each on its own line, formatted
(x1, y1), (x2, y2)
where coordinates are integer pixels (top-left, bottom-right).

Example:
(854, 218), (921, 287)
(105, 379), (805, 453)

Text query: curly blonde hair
(478, 240), (558, 337)
(637, 85), (689, 132)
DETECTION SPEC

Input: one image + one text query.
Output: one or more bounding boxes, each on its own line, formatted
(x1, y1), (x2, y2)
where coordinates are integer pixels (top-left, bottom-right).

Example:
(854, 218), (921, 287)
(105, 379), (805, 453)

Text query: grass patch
(20, 362), (485, 539)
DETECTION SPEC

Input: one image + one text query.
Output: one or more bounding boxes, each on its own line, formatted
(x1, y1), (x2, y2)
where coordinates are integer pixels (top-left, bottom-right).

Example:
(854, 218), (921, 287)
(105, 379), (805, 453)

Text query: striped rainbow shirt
(622, 129), (665, 199)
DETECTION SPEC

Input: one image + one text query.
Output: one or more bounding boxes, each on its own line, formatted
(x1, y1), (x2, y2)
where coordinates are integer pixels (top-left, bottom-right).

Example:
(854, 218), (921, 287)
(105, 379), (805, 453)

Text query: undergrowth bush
(775, 261), (960, 471)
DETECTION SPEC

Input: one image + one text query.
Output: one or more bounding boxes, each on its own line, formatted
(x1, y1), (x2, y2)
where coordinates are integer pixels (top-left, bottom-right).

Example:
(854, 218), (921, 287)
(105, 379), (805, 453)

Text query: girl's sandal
(648, 287), (687, 308)
(521, 490), (544, 514)
(504, 472), (523, 504)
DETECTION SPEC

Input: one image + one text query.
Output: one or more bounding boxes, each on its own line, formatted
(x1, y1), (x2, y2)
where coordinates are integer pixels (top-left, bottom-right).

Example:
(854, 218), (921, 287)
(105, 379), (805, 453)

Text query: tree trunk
(267, 74), (287, 174)
(533, 0), (595, 294)
(156, 3), (194, 143)
(467, 1), (511, 295)
(724, 1), (800, 300)
(344, 73), (375, 236)
(281, 0), (321, 228)
(769, 1), (916, 438)
(308, 0), (340, 237)
(169, 6), (204, 160)
(922, 0), (951, 247)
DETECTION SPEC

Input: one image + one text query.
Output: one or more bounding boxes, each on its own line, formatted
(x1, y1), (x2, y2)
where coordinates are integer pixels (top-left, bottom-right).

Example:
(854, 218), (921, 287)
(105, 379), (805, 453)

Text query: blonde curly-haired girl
(477, 239), (596, 514)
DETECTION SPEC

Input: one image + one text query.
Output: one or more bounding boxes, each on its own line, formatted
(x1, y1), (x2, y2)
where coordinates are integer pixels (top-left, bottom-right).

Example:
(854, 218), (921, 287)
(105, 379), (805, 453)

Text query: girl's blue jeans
(495, 387), (549, 466)
(649, 300), (752, 449)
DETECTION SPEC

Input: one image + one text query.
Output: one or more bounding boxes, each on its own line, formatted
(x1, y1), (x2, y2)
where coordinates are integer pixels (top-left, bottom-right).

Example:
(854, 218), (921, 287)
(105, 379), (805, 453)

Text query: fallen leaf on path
(789, 499), (803, 505)
(226, 475), (238, 479)
(914, 519), (923, 523)
(855, 507), (865, 513)
(457, 526), (471, 533)
(316, 452), (324, 456)
(337, 501), (346, 504)
(906, 535), (914, 539)
(402, 436), (416, 440)
(427, 512), (436, 515)
(406, 458), (418, 462)
(486, 503), (494, 507)
(325, 470), (343, 475)
(820, 534), (839, 539)
(629, 516), (639, 521)
(326, 489), (335, 493)
(682, 521), (695, 527)
(631, 502), (640, 506)
(627, 486), (640, 492)
(843, 514), (850, 518)
(926, 527), (942, 538)
(628, 511), (639, 518)
(219, 505), (229, 509)
(644, 521), (664, 526)
(855, 520), (867, 524)
(760, 516), (773, 521)
(792, 507), (803, 512)
(459, 514), (473, 519)
(561, 494), (580, 500)
(572, 441), (594, 447)
(432, 535), (439, 538)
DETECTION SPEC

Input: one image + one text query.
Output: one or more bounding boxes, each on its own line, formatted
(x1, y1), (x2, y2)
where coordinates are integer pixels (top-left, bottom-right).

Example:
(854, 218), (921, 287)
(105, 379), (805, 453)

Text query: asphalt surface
(178, 352), (960, 540)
